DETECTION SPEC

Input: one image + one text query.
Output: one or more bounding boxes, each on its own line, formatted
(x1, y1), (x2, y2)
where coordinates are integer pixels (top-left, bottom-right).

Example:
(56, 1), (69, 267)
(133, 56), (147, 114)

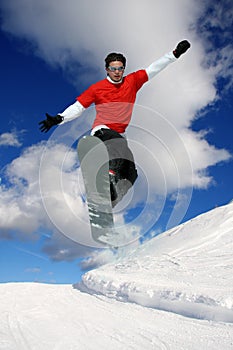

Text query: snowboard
(78, 136), (115, 246)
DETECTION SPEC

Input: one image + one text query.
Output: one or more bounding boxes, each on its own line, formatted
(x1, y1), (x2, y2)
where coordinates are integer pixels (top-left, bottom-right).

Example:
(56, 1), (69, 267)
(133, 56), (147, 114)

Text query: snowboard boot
(109, 171), (118, 202)
(112, 178), (132, 208)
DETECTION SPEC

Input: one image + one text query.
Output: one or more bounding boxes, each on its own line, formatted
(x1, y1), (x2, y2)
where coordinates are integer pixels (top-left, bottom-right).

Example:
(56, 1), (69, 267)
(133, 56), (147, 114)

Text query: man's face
(106, 61), (125, 82)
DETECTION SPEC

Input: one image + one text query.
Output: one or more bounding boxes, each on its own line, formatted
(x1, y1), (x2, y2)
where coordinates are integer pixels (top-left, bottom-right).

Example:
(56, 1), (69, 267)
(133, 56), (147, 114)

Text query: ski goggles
(107, 66), (125, 72)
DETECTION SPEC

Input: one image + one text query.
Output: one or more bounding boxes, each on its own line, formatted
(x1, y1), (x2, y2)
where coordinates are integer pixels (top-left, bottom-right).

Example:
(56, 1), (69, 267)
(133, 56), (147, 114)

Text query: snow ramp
(77, 202), (233, 323)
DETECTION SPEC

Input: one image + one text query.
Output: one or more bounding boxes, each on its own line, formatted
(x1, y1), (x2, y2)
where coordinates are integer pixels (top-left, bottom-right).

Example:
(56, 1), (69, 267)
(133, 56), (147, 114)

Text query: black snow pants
(93, 128), (138, 186)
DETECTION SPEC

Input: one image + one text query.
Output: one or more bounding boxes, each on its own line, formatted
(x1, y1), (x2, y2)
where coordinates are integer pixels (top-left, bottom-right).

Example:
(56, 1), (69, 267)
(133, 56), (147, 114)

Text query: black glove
(173, 40), (191, 58)
(39, 113), (64, 133)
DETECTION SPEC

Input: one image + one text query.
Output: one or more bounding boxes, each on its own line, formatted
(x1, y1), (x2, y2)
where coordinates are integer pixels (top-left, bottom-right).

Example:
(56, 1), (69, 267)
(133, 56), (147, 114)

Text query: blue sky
(0, 0), (232, 284)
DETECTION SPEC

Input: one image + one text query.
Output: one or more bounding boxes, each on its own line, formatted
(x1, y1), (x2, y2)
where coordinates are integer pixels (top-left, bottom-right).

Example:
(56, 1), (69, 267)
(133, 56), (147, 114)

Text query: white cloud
(0, 0), (232, 260)
(25, 267), (41, 273)
(0, 140), (97, 258)
(0, 130), (23, 147)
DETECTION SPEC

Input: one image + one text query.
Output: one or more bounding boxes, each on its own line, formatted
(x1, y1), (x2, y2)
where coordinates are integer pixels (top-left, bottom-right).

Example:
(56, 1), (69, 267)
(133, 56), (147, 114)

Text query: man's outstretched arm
(39, 100), (85, 132)
(146, 40), (190, 80)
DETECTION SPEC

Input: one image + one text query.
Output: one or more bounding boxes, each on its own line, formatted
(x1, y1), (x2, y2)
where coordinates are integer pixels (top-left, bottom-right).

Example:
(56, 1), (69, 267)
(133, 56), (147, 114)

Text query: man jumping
(39, 40), (190, 206)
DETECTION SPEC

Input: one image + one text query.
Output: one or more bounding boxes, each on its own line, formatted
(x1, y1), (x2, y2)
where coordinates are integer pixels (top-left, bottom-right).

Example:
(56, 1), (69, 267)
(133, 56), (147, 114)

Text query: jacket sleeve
(145, 51), (177, 80)
(59, 100), (86, 124)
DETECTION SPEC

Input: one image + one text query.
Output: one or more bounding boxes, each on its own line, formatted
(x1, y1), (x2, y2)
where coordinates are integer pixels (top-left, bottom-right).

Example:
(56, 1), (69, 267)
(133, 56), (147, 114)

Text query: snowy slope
(81, 201), (233, 323)
(0, 202), (233, 349)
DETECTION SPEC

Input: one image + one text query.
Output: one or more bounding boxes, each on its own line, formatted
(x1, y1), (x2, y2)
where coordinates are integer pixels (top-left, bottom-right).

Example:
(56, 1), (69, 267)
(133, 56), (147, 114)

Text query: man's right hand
(39, 113), (64, 133)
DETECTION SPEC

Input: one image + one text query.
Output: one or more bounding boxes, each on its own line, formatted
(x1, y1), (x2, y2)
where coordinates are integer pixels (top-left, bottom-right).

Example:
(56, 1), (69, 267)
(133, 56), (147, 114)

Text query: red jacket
(77, 70), (148, 133)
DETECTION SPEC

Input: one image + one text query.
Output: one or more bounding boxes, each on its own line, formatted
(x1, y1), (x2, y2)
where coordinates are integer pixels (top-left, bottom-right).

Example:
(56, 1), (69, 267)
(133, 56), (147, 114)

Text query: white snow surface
(1, 202), (233, 349)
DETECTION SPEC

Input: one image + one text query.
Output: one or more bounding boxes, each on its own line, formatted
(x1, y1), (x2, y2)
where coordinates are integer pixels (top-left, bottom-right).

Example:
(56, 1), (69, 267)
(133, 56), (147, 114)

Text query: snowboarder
(39, 40), (190, 206)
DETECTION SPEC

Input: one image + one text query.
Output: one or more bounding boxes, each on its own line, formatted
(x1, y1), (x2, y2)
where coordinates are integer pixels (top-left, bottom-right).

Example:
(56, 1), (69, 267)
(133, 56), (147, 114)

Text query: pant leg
(93, 129), (138, 185)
